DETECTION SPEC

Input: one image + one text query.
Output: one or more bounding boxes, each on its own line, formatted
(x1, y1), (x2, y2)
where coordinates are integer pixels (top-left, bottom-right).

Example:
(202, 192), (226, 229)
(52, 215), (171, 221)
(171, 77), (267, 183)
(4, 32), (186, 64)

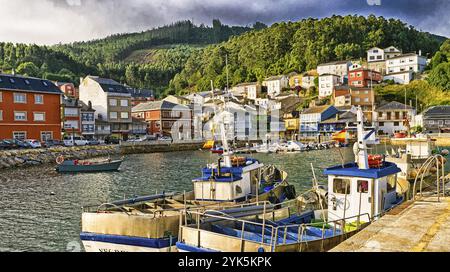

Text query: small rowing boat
(56, 156), (122, 173)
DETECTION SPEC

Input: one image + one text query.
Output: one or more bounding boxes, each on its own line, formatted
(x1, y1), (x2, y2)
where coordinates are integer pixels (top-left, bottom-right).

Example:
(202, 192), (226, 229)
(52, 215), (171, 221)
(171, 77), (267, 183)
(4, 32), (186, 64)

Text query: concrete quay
(330, 196), (450, 252)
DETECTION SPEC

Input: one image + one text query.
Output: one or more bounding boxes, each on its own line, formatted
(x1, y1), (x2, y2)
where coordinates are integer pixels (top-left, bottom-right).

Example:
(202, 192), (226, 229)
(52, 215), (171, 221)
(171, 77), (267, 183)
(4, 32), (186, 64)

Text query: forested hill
(169, 15), (444, 95)
(0, 20), (263, 96)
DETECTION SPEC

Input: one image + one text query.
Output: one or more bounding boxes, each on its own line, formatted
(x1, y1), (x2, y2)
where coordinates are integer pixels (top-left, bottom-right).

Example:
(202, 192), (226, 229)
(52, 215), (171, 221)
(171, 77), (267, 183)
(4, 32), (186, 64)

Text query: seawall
(0, 145), (120, 170)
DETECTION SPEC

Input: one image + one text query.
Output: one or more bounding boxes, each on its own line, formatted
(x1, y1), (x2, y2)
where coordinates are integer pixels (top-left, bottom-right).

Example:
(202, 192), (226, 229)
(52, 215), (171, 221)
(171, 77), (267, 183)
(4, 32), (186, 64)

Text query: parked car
(63, 136), (89, 146)
(0, 140), (17, 150)
(42, 139), (64, 148)
(87, 139), (100, 146)
(104, 136), (120, 145)
(25, 139), (42, 149)
(158, 136), (172, 142)
(14, 139), (32, 149)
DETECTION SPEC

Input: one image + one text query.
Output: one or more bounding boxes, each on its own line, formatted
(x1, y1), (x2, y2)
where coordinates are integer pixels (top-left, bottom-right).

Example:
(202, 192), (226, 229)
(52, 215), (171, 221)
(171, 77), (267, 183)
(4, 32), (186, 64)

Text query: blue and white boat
(80, 115), (296, 252)
(176, 106), (405, 252)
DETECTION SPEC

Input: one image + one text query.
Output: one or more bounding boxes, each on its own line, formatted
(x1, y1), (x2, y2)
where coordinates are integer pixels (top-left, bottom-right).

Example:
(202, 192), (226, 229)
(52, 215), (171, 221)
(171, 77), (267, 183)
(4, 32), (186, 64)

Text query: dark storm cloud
(0, 0), (448, 44)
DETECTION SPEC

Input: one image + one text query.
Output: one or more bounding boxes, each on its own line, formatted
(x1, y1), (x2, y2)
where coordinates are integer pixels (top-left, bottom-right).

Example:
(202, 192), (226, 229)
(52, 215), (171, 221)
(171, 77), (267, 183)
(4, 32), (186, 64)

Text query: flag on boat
(332, 129), (347, 143)
(203, 140), (215, 149)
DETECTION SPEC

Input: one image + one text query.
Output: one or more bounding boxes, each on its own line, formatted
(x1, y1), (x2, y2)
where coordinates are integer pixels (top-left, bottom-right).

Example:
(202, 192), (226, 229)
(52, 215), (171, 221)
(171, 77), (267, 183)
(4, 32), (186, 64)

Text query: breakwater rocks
(0, 145), (119, 170)
(120, 140), (205, 154)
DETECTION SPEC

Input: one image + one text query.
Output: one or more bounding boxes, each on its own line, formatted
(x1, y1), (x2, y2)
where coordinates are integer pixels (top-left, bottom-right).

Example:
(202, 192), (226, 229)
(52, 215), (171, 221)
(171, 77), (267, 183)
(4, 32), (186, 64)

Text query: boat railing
(412, 154), (447, 202)
(182, 207), (370, 252)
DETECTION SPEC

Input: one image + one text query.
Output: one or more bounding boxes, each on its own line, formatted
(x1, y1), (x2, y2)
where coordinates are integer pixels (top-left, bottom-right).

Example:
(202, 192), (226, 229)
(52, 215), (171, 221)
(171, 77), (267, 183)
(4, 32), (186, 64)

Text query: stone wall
(0, 145), (120, 170)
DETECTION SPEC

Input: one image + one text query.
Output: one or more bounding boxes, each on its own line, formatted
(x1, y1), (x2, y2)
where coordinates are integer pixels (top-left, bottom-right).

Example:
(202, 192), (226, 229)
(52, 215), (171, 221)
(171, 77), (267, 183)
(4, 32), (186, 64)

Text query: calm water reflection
(0, 148), (357, 252)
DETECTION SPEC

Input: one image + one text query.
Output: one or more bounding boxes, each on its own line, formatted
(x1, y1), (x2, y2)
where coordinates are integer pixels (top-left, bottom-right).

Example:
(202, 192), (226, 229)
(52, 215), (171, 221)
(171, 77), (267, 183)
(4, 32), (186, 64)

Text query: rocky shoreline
(0, 145), (120, 170)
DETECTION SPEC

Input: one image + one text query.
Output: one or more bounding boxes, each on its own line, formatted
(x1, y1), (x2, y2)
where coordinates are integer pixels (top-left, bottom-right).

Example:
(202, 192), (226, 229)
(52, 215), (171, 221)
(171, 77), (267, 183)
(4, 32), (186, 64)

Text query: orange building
(348, 68), (382, 88)
(0, 74), (63, 141)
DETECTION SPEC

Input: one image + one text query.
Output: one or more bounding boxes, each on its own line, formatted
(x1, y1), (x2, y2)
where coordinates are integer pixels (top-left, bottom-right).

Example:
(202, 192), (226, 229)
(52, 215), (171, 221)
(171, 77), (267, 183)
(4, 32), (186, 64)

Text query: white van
(63, 136), (88, 146)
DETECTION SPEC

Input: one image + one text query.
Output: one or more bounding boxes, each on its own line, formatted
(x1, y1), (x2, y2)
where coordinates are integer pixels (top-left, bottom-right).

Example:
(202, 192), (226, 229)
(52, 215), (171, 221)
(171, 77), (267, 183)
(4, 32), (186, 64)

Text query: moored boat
(56, 156), (122, 173)
(176, 106), (405, 252)
(80, 113), (296, 252)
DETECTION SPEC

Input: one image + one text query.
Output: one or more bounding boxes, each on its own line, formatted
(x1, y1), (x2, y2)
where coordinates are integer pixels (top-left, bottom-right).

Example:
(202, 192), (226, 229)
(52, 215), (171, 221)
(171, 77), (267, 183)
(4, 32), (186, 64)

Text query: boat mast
(355, 106), (369, 170)
(211, 80), (233, 167)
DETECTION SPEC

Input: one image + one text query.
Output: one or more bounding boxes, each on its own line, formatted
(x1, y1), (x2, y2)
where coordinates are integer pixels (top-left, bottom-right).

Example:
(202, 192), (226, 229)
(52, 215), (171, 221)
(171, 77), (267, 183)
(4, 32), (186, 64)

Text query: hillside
(169, 15), (444, 95)
(0, 20), (261, 96)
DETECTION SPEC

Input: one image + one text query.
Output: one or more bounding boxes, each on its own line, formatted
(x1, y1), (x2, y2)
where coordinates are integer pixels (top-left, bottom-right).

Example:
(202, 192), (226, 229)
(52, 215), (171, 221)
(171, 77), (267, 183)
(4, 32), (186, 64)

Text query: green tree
(16, 62), (40, 77)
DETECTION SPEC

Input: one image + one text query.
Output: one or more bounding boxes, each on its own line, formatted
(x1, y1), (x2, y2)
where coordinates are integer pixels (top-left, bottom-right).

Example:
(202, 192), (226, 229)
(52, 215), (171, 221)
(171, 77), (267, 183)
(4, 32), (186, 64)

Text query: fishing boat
(80, 113), (296, 252)
(56, 156), (122, 173)
(176, 106), (405, 252)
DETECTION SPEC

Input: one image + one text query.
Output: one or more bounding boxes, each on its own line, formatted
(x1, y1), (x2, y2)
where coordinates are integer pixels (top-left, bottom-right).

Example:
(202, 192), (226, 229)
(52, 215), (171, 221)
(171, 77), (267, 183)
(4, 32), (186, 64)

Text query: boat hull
(57, 160), (122, 173)
(80, 233), (177, 252)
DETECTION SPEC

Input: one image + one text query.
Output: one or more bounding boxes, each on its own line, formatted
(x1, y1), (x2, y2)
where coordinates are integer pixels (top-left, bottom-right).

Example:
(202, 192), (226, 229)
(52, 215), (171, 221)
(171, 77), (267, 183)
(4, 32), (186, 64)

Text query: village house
(422, 106), (450, 133)
(131, 117), (148, 138)
(57, 82), (78, 98)
(283, 111), (300, 140)
(348, 68), (382, 88)
(95, 119), (111, 140)
(80, 101), (95, 140)
(288, 72), (302, 90)
(317, 61), (351, 78)
(163, 95), (191, 106)
(299, 105), (339, 137)
(383, 70), (415, 85)
(79, 76), (132, 140)
(262, 75), (289, 98)
(386, 52), (427, 75)
(333, 86), (352, 107)
(349, 87), (376, 123)
(0, 73), (63, 141)
(367, 46), (402, 75)
(319, 110), (357, 136)
(375, 101), (416, 135)
(61, 97), (82, 138)
(319, 74), (342, 98)
(132, 100), (192, 140)
(127, 87), (154, 106)
(301, 71), (318, 90)
(231, 82), (262, 101)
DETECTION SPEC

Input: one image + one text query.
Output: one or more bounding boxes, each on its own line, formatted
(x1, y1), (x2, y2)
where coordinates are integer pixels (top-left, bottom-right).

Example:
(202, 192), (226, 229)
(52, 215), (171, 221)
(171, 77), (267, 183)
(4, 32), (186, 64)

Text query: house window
(109, 99), (117, 106)
(439, 120), (444, 126)
(120, 99), (129, 107)
(357, 180), (369, 193)
(64, 108), (78, 117)
(13, 132), (26, 140)
(109, 112), (118, 119)
(40, 132), (53, 141)
(394, 122), (400, 126)
(355, 98), (361, 103)
(33, 112), (45, 121)
(428, 120), (435, 125)
(364, 98), (369, 103)
(379, 122), (385, 126)
(445, 120), (450, 125)
(369, 56), (375, 60)
(0, 110), (2, 121)
(0, 91), (2, 102)
(35, 94), (44, 104)
(14, 111), (27, 121)
(120, 112), (129, 119)
(14, 93), (26, 103)
(333, 178), (351, 194)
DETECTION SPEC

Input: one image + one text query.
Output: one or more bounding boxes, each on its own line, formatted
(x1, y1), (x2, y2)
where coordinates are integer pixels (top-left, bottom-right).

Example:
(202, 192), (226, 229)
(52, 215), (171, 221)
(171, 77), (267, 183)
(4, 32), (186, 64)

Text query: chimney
(88, 101), (92, 110)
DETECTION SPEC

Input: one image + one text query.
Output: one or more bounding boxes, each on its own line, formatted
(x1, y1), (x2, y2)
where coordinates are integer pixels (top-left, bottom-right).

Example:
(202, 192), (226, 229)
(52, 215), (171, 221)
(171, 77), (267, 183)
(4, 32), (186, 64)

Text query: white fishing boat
(80, 109), (296, 252)
(176, 106), (405, 252)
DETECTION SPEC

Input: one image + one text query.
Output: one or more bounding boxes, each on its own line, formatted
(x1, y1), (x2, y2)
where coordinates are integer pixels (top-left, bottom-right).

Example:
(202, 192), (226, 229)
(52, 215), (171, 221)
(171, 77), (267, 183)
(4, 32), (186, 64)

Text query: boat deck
(330, 196), (450, 252)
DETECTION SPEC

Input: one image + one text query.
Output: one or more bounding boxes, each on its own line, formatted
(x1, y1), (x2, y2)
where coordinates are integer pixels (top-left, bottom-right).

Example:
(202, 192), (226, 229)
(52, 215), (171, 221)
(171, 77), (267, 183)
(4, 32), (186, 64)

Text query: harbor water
(0, 147), (395, 251)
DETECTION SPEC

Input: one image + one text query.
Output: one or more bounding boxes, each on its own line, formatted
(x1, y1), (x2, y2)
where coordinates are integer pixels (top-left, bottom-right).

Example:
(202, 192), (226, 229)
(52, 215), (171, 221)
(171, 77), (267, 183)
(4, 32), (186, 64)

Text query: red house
(348, 68), (382, 88)
(132, 100), (192, 139)
(0, 74), (63, 141)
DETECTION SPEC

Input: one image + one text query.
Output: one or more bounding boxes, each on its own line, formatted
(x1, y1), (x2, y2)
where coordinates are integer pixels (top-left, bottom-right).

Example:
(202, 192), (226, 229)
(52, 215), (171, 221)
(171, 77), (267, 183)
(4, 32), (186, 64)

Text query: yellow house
(288, 72), (302, 89)
(284, 112), (300, 140)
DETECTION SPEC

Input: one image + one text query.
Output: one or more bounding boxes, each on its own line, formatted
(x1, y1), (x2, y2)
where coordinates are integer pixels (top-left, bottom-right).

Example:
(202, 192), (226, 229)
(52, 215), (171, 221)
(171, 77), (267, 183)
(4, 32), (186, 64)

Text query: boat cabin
(192, 158), (266, 202)
(324, 161), (402, 223)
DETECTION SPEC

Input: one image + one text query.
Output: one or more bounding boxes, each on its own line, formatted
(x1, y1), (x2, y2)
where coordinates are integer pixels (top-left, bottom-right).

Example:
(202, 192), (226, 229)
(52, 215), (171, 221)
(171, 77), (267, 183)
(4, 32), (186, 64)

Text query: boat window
(333, 178), (351, 194)
(387, 175), (396, 192)
(357, 180), (369, 193)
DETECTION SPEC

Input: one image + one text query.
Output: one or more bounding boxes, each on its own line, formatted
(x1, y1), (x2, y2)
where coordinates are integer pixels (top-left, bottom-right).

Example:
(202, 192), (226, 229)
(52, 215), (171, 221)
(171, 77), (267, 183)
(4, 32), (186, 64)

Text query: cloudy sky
(0, 0), (448, 45)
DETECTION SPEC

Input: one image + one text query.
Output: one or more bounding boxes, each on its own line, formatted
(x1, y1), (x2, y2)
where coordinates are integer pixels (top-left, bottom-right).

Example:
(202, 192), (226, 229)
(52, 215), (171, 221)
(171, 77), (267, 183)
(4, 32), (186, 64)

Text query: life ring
(56, 155), (65, 165)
